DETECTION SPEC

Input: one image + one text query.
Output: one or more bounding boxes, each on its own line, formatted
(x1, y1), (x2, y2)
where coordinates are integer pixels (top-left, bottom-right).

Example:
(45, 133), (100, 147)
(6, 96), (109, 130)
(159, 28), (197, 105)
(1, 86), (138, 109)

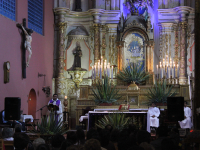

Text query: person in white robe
(178, 101), (192, 129)
(48, 94), (63, 122)
(147, 102), (160, 133)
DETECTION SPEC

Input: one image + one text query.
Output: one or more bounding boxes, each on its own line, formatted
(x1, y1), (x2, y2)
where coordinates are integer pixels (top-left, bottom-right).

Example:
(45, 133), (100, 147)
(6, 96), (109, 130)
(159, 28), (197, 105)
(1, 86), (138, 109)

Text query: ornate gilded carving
(179, 22), (187, 85)
(100, 25), (109, 58)
(93, 24), (100, 62)
(109, 34), (117, 65)
(68, 70), (87, 88)
(173, 24), (179, 77)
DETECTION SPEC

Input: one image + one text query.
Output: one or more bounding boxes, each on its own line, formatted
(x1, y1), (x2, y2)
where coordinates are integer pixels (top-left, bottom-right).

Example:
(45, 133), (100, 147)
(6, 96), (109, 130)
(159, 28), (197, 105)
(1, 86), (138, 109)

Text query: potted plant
(117, 63), (150, 85)
(95, 113), (131, 131)
(91, 75), (121, 105)
(30, 114), (67, 134)
(147, 80), (176, 105)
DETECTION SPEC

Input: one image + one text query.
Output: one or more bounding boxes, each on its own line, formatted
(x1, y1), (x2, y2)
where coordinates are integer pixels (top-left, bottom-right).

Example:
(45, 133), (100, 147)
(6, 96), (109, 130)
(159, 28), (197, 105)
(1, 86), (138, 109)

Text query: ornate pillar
(93, 23), (100, 62)
(175, 7), (191, 85)
(54, 8), (68, 100)
(179, 22), (187, 84)
(89, 9), (104, 63)
(108, 24), (118, 66)
(173, 23), (179, 77)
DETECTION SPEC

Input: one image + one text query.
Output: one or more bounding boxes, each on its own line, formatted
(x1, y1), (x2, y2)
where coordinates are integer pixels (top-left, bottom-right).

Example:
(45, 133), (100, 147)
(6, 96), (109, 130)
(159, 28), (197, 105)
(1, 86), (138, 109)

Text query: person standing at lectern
(48, 94), (63, 122)
(147, 102), (160, 133)
(178, 101), (192, 129)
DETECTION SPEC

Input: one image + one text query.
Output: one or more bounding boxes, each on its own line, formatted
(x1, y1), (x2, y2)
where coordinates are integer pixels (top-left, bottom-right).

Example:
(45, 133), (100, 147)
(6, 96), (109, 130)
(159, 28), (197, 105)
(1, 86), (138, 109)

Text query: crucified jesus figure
(20, 24), (32, 67)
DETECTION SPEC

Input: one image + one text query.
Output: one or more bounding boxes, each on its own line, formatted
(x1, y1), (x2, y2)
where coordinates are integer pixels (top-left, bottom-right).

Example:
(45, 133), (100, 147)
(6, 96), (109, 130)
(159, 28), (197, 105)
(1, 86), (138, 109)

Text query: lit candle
(65, 96), (67, 99)
(104, 60), (107, 76)
(94, 64), (96, 79)
(177, 64), (179, 77)
(100, 65), (102, 79)
(160, 62), (162, 79)
(98, 61), (100, 77)
(92, 66), (93, 80)
(156, 65), (158, 79)
(174, 64), (175, 78)
(111, 66), (113, 79)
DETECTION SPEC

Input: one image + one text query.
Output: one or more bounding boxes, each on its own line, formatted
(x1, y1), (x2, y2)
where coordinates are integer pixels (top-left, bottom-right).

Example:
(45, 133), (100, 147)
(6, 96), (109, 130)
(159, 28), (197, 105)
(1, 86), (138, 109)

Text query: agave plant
(95, 113), (130, 131)
(92, 75), (121, 104)
(30, 114), (67, 135)
(147, 80), (176, 105)
(117, 63), (150, 85)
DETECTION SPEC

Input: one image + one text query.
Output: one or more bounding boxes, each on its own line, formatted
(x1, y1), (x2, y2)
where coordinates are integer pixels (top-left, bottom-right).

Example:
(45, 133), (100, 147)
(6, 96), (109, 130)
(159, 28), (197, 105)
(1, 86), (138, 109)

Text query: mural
(125, 33), (145, 70)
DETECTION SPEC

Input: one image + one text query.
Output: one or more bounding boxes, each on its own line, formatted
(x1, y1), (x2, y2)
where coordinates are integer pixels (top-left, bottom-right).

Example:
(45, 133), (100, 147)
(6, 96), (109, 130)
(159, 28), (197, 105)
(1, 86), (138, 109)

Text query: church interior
(1, 0), (200, 148)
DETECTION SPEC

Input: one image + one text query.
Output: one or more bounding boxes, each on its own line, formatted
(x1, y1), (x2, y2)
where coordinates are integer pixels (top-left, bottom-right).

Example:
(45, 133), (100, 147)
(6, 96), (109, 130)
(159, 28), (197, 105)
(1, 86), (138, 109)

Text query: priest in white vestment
(147, 102), (160, 133)
(178, 101), (192, 129)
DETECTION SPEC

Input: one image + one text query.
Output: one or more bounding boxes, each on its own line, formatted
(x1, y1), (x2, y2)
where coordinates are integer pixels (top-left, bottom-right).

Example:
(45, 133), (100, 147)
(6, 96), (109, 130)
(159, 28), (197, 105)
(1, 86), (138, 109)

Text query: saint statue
(73, 42), (82, 70)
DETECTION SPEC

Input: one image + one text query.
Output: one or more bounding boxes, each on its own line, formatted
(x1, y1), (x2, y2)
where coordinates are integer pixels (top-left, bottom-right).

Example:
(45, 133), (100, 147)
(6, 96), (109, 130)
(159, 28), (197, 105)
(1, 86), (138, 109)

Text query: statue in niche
(73, 41), (82, 70)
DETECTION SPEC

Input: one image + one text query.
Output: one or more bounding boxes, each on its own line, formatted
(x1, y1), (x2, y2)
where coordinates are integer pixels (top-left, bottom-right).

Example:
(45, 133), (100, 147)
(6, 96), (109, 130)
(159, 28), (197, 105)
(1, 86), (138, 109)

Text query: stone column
(89, 9), (104, 63)
(93, 23), (100, 63)
(54, 8), (68, 100)
(194, 0), (200, 129)
(179, 22), (187, 85)
(175, 7), (191, 85)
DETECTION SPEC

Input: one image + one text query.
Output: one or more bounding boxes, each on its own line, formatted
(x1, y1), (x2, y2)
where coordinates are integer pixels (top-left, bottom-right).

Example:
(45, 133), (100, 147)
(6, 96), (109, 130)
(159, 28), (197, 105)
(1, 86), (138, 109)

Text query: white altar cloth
(21, 115), (34, 122)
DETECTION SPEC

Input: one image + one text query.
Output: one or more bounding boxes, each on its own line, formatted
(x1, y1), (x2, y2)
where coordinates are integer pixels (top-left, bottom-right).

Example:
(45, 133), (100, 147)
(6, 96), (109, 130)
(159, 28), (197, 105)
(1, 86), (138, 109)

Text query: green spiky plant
(92, 75), (121, 104)
(29, 113), (67, 135)
(117, 63), (150, 85)
(147, 80), (176, 105)
(95, 113), (130, 131)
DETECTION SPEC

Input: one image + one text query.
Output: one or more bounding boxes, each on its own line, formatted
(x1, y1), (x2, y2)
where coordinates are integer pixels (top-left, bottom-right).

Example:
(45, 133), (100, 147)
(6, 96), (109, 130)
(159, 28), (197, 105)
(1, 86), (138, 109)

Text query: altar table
(88, 111), (148, 130)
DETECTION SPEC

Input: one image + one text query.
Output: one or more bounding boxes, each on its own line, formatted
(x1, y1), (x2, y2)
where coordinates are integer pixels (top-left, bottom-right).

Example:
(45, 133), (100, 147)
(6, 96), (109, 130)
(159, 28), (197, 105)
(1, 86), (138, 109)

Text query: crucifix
(16, 18), (33, 78)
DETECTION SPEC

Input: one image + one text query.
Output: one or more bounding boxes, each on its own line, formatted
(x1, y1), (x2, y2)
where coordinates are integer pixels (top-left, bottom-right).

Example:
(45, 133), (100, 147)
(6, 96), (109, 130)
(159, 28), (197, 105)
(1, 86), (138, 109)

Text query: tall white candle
(92, 66), (94, 80)
(174, 64), (175, 78)
(104, 60), (107, 76)
(160, 62), (162, 79)
(177, 64), (179, 77)
(98, 61), (100, 77)
(100, 64), (102, 79)
(94, 65), (96, 79)
(111, 66), (113, 79)
(101, 56), (103, 65)
(156, 65), (158, 79)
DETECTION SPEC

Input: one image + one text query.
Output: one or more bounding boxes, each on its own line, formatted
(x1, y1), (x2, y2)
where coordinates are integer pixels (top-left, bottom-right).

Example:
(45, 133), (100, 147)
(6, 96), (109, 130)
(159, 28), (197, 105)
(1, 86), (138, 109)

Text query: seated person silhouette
(1, 110), (25, 131)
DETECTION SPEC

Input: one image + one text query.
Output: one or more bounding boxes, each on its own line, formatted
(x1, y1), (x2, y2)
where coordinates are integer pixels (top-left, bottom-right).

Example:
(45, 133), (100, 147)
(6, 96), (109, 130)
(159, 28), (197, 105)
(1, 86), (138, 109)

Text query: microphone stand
(36, 105), (47, 118)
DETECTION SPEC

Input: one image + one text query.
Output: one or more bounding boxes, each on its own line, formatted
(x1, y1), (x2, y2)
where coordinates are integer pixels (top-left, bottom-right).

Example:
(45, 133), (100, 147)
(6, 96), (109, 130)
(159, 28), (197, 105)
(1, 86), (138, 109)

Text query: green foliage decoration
(30, 114), (67, 135)
(117, 63), (150, 85)
(92, 75), (121, 104)
(95, 113), (130, 131)
(147, 80), (176, 105)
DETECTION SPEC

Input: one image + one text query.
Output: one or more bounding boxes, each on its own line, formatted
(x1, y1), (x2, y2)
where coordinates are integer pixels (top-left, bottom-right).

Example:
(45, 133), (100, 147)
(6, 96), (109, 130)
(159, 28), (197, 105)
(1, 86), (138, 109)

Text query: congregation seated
(2, 127), (14, 141)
